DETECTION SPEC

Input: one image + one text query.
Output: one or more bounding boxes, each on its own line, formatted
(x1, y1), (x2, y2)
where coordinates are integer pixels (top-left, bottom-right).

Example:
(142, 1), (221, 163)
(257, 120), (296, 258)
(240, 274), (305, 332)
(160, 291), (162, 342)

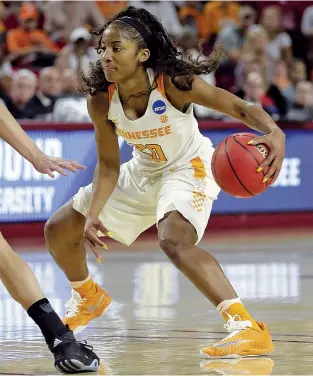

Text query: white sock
(216, 298), (242, 315)
(70, 275), (91, 289)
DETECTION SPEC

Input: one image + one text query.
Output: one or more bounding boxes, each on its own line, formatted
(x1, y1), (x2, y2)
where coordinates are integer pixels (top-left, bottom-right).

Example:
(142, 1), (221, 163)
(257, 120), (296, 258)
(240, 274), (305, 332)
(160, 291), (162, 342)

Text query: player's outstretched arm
(0, 103), (86, 177)
(164, 75), (285, 184)
(84, 92), (120, 258)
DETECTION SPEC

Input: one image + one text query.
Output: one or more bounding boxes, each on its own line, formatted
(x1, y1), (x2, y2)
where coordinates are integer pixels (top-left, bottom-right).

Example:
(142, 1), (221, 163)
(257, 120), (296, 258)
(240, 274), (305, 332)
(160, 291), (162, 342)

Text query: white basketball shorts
(73, 139), (221, 246)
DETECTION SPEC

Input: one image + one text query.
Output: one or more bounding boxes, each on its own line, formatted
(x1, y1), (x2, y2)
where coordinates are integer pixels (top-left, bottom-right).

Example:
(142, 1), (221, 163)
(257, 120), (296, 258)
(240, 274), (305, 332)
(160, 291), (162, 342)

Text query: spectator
(58, 27), (98, 75)
(235, 57), (266, 89)
(272, 60), (295, 103)
(286, 81), (313, 121)
(252, 1), (309, 32)
(240, 72), (279, 118)
(178, 27), (201, 54)
(178, 29), (219, 119)
(260, 5), (292, 65)
(240, 25), (269, 62)
(301, 5), (313, 69)
(52, 97), (89, 122)
(235, 57), (287, 118)
(0, 42), (12, 78)
(24, 67), (63, 119)
(290, 58), (308, 86)
(0, 72), (11, 100)
(178, 1), (207, 39)
(0, 42), (12, 100)
(96, 1), (127, 19)
(54, 54), (70, 75)
(217, 5), (256, 62)
(2, 69), (37, 119)
(129, 1), (183, 39)
(61, 69), (81, 97)
(301, 5), (313, 37)
(202, 1), (240, 42)
(237, 26), (270, 87)
(44, 1), (105, 44)
(1, 1), (20, 31)
(7, 3), (59, 68)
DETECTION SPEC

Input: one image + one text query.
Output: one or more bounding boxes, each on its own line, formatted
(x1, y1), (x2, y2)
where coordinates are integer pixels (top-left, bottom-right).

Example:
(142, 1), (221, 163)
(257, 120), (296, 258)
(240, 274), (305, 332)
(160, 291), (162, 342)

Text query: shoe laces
(223, 314), (252, 340)
(64, 290), (85, 318)
(77, 340), (94, 351)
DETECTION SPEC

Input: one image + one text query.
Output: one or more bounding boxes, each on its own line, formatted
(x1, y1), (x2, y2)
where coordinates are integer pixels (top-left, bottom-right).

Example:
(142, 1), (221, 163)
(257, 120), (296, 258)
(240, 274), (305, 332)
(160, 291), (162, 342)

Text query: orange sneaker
(63, 284), (112, 335)
(200, 315), (273, 359)
(200, 357), (275, 375)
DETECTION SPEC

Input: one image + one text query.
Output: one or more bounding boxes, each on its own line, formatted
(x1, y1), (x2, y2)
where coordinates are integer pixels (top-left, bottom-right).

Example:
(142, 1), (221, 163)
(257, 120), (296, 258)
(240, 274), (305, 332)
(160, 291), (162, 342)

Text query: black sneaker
(49, 332), (99, 374)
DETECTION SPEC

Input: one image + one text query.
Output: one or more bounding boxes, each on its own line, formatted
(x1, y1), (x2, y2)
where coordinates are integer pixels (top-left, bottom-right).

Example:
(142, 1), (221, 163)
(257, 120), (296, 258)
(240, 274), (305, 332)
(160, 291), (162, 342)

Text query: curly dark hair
(81, 6), (227, 96)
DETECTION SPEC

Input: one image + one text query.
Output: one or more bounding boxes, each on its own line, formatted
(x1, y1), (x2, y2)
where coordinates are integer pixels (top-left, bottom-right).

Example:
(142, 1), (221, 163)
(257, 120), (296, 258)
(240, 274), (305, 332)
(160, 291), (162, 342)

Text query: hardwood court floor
(1, 229), (313, 375)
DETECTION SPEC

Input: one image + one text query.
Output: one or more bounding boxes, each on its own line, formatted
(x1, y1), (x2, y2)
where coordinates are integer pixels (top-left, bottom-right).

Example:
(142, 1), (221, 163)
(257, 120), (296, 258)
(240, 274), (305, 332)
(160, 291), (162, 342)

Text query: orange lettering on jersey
(150, 129), (158, 138)
(116, 128), (125, 138)
(130, 143), (167, 162)
(134, 144), (146, 152)
(158, 127), (165, 137)
(142, 130), (150, 139)
(124, 132), (136, 140)
(135, 131), (142, 139)
(165, 125), (172, 135)
(115, 125), (172, 140)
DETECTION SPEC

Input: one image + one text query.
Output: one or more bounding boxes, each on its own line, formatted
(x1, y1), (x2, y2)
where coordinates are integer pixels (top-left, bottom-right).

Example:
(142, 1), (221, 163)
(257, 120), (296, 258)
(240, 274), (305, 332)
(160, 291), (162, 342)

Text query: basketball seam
(233, 136), (266, 177)
(233, 136), (270, 189)
(225, 137), (254, 197)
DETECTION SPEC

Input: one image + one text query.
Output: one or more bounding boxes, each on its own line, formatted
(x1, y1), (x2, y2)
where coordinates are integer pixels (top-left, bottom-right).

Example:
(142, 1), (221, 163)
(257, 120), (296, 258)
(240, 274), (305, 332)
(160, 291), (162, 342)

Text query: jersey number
(131, 143), (167, 162)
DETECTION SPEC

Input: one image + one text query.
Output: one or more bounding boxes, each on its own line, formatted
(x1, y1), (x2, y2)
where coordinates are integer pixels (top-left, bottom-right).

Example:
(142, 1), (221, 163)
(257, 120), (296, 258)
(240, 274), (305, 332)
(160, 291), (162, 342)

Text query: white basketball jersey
(108, 69), (212, 175)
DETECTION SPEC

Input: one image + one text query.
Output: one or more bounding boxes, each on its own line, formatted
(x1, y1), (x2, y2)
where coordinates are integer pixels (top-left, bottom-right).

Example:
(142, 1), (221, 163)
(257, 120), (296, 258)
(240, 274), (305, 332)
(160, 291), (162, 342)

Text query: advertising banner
(0, 128), (312, 222)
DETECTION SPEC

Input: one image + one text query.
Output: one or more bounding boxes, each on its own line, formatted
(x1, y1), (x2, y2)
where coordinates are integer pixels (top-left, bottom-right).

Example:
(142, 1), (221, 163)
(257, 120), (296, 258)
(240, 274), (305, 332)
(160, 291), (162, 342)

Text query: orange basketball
(211, 133), (272, 198)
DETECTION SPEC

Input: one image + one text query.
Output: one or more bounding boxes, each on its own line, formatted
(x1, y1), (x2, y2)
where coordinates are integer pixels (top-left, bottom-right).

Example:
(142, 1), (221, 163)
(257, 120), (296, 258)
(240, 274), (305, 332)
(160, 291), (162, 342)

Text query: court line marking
(89, 327), (313, 338)
(77, 332), (313, 344)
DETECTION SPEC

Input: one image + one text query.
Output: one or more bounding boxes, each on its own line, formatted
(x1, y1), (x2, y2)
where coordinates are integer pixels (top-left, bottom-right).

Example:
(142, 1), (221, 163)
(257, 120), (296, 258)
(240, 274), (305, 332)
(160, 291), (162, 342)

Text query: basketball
(211, 133), (272, 198)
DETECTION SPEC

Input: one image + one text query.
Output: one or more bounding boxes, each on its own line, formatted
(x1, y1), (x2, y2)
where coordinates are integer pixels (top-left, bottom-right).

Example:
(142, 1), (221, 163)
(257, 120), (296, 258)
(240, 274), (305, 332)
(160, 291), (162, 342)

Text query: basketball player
(45, 7), (286, 358)
(0, 103), (99, 373)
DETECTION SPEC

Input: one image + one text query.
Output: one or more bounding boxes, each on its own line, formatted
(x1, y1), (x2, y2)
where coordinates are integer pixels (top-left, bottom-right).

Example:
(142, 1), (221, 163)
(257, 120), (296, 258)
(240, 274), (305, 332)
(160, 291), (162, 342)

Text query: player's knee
(44, 202), (84, 248)
(44, 216), (62, 246)
(159, 213), (197, 263)
(159, 230), (195, 265)
(159, 235), (182, 262)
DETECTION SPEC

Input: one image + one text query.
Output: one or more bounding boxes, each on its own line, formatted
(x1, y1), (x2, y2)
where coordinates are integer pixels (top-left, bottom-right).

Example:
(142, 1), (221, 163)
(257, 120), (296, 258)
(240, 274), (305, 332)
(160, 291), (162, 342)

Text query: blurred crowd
(0, 0), (313, 122)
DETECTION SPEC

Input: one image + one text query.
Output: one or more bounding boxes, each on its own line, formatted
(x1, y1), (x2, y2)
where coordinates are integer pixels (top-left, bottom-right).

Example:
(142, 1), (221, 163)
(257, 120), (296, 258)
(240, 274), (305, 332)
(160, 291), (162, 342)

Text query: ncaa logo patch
(152, 100), (166, 115)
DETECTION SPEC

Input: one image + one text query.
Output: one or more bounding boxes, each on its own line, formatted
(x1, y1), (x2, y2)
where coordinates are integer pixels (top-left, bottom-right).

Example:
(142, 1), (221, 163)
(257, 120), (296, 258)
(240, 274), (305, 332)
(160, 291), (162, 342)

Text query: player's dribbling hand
(249, 128), (286, 184)
(32, 152), (86, 178)
(84, 216), (109, 264)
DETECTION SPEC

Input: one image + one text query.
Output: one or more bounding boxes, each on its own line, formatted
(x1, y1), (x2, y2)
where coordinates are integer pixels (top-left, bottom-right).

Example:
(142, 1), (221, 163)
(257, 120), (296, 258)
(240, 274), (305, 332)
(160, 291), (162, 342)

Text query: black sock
(27, 298), (70, 345)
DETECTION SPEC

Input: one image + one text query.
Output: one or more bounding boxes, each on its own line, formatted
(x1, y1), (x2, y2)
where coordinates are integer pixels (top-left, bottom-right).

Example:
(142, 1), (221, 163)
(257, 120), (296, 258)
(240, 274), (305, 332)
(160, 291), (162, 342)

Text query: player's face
(100, 26), (147, 83)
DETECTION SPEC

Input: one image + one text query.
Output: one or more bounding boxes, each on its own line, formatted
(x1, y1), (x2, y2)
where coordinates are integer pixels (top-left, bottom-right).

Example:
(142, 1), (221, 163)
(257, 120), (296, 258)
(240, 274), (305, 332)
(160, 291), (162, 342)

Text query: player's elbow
(233, 100), (258, 121)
